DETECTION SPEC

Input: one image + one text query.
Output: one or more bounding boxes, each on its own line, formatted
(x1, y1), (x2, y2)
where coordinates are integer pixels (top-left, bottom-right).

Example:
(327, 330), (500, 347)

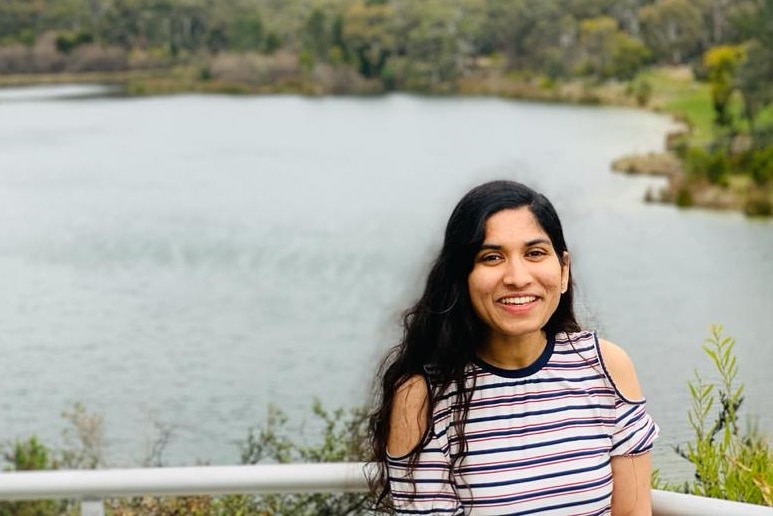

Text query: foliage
(228, 13), (266, 52)
(743, 192), (773, 216)
(737, 40), (773, 136)
(685, 146), (731, 186)
(0, 437), (71, 516)
(341, 1), (394, 79)
(638, 0), (705, 65)
(576, 16), (649, 80)
(239, 400), (372, 515)
(641, 66), (716, 144)
(0, 0), (765, 98)
(1, 403), (106, 472)
(2, 435), (55, 471)
(748, 145), (773, 185)
(0, 401), (372, 515)
(667, 325), (773, 506)
(59, 402), (106, 469)
(674, 185), (694, 207)
(627, 77), (653, 107)
(703, 45), (745, 129)
(106, 401), (373, 515)
(55, 31), (94, 54)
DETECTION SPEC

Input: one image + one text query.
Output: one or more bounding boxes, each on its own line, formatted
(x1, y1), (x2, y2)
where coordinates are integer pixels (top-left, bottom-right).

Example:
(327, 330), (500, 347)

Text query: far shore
(610, 151), (753, 213)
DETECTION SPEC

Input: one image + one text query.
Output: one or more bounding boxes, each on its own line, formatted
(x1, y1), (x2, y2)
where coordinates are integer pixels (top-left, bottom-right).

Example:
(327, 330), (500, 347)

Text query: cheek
(467, 271), (490, 310)
(468, 269), (493, 294)
(540, 265), (565, 291)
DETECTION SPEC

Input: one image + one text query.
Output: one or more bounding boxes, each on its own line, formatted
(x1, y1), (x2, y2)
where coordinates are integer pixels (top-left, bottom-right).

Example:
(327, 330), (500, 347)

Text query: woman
(369, 180), (657, 515)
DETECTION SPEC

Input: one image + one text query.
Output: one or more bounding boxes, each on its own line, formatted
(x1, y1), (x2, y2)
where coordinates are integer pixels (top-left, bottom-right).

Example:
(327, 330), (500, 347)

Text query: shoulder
(597, 338), (644, 402)
(557, 330), (595, 343)
(394, 375), (429, 409)
(387, 375), (430, 458)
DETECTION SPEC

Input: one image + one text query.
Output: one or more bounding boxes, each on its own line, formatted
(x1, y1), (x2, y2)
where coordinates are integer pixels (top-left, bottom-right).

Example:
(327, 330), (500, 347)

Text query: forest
(1, 0), (772, 213)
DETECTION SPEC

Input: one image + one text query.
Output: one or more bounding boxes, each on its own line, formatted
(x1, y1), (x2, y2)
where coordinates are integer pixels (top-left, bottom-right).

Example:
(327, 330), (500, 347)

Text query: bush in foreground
(657, 325), (773, 506)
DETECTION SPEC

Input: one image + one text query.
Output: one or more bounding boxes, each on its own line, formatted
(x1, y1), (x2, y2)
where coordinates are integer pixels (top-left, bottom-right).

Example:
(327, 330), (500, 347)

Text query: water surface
(1, 86), (771, 481)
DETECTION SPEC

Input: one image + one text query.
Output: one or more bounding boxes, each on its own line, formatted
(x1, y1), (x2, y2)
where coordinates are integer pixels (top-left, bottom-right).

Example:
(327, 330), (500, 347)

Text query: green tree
(230, 12), (265, 51)
(341, 0), (395, 79)
(577, 16), (650, 79)
(639, 0), (705, 64)
(695, 0), (736, 45)
(731, 0), (773, 138)
(517, 5), (578, 78)
(388, 0), (483, 89)
(703, 45), (745, 129)
(609, 0), (652, 37)
(481, 0), (544, 70)
(729, 0), (773, 46)
(303, 8), (330, 61)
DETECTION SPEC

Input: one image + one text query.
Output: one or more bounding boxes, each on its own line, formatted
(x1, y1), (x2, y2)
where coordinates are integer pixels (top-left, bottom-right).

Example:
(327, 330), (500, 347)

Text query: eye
(479, 253), (503, 264)
(526, 248), (549, 259)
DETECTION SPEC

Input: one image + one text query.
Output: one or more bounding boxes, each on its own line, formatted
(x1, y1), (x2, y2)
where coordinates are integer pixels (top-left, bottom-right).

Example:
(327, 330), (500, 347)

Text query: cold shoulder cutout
(597, 338), (644, 403)
(387, 375), (430, 458)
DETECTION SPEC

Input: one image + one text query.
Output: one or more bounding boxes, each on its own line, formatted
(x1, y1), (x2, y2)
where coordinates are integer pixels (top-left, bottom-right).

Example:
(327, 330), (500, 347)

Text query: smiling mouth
(499, 295), (537, 305)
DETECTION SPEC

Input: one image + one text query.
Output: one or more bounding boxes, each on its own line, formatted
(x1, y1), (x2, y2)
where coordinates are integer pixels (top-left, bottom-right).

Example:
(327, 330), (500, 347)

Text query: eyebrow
(478, 238), (552, 250)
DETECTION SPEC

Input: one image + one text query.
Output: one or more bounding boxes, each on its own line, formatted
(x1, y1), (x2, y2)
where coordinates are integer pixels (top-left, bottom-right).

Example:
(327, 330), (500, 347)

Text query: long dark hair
(368, 180), (581, 509)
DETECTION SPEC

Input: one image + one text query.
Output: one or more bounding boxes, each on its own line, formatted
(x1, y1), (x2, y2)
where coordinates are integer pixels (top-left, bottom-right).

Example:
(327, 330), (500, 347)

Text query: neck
(478, 331), (548, 370)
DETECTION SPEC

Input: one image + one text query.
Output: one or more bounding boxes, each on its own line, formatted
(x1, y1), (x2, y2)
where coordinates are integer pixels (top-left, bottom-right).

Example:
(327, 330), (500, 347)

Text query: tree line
(0, 0), (770, 88)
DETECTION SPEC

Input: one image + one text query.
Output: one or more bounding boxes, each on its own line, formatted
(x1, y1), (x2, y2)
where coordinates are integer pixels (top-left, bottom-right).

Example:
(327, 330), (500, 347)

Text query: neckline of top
(473, 333), (555, 378)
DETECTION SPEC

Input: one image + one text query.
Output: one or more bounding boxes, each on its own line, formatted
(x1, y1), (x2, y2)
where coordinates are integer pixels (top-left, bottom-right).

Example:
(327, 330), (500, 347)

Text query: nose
(502, 257), (532, 287)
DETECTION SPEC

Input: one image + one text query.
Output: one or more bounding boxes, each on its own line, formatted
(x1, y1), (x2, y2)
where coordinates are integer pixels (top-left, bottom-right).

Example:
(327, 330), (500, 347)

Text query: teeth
(501, 296), (536, 305)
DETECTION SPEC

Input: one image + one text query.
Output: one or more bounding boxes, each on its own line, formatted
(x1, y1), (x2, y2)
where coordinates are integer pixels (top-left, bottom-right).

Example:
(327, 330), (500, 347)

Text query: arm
(387, 375), (463, 514)
(610, 453), (653, 515)
(387, 375), (429, 457)
(599, 339), (655, 516)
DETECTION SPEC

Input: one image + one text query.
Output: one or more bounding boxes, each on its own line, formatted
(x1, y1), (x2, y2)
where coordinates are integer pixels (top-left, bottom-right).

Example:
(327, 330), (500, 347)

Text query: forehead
(483, 207), (549, 242)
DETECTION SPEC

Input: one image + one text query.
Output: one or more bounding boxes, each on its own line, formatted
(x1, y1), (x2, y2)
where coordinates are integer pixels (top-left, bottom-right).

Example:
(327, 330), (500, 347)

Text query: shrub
(684, 146), (730, 185)
(239, 400), (372, 515)
(675, 186), (694, 207)
(209, 51), (301, 86)
(743, 193), (773, 217)
(59, 402), (106, 469)
(31, 32), (66, 73)
(0, 437), (68, 516)
(55, 31), (94, 54)
(67, 44), (129, 73)
(629, 77), (653, 107)
(107, 401), (373, 515)
(0, 44), (31, 74)
(669, 326), (773, 505)
(748, 145), (773, 185)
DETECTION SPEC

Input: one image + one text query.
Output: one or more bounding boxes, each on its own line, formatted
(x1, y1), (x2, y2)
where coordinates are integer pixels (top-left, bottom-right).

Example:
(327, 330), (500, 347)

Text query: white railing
(1, 463), (771, 515)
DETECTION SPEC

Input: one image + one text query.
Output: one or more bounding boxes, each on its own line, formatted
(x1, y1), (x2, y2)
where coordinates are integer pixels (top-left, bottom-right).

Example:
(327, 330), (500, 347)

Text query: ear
(561, 252), (571, 293)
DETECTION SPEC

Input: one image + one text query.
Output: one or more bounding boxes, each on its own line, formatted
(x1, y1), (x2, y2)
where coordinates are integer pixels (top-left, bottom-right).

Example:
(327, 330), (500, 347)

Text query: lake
(1, 85), (771, 482)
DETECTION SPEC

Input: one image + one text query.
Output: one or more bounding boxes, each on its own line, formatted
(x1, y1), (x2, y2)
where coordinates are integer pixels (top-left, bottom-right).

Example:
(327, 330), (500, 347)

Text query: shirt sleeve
(610, 397), (659, 457)
(386, 428), (465, 515)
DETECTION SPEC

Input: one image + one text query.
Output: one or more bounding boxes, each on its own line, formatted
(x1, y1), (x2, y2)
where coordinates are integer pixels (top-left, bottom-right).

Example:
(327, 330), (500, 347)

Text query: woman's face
(467, 207), (569, 347)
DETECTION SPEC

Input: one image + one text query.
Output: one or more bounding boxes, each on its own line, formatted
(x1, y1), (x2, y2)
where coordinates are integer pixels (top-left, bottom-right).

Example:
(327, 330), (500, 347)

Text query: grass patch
(640, 66), (714, 144)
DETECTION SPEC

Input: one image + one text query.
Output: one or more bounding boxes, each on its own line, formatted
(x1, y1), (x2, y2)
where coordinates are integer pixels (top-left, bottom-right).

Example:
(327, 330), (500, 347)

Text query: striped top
(387, 331), (658, 515)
